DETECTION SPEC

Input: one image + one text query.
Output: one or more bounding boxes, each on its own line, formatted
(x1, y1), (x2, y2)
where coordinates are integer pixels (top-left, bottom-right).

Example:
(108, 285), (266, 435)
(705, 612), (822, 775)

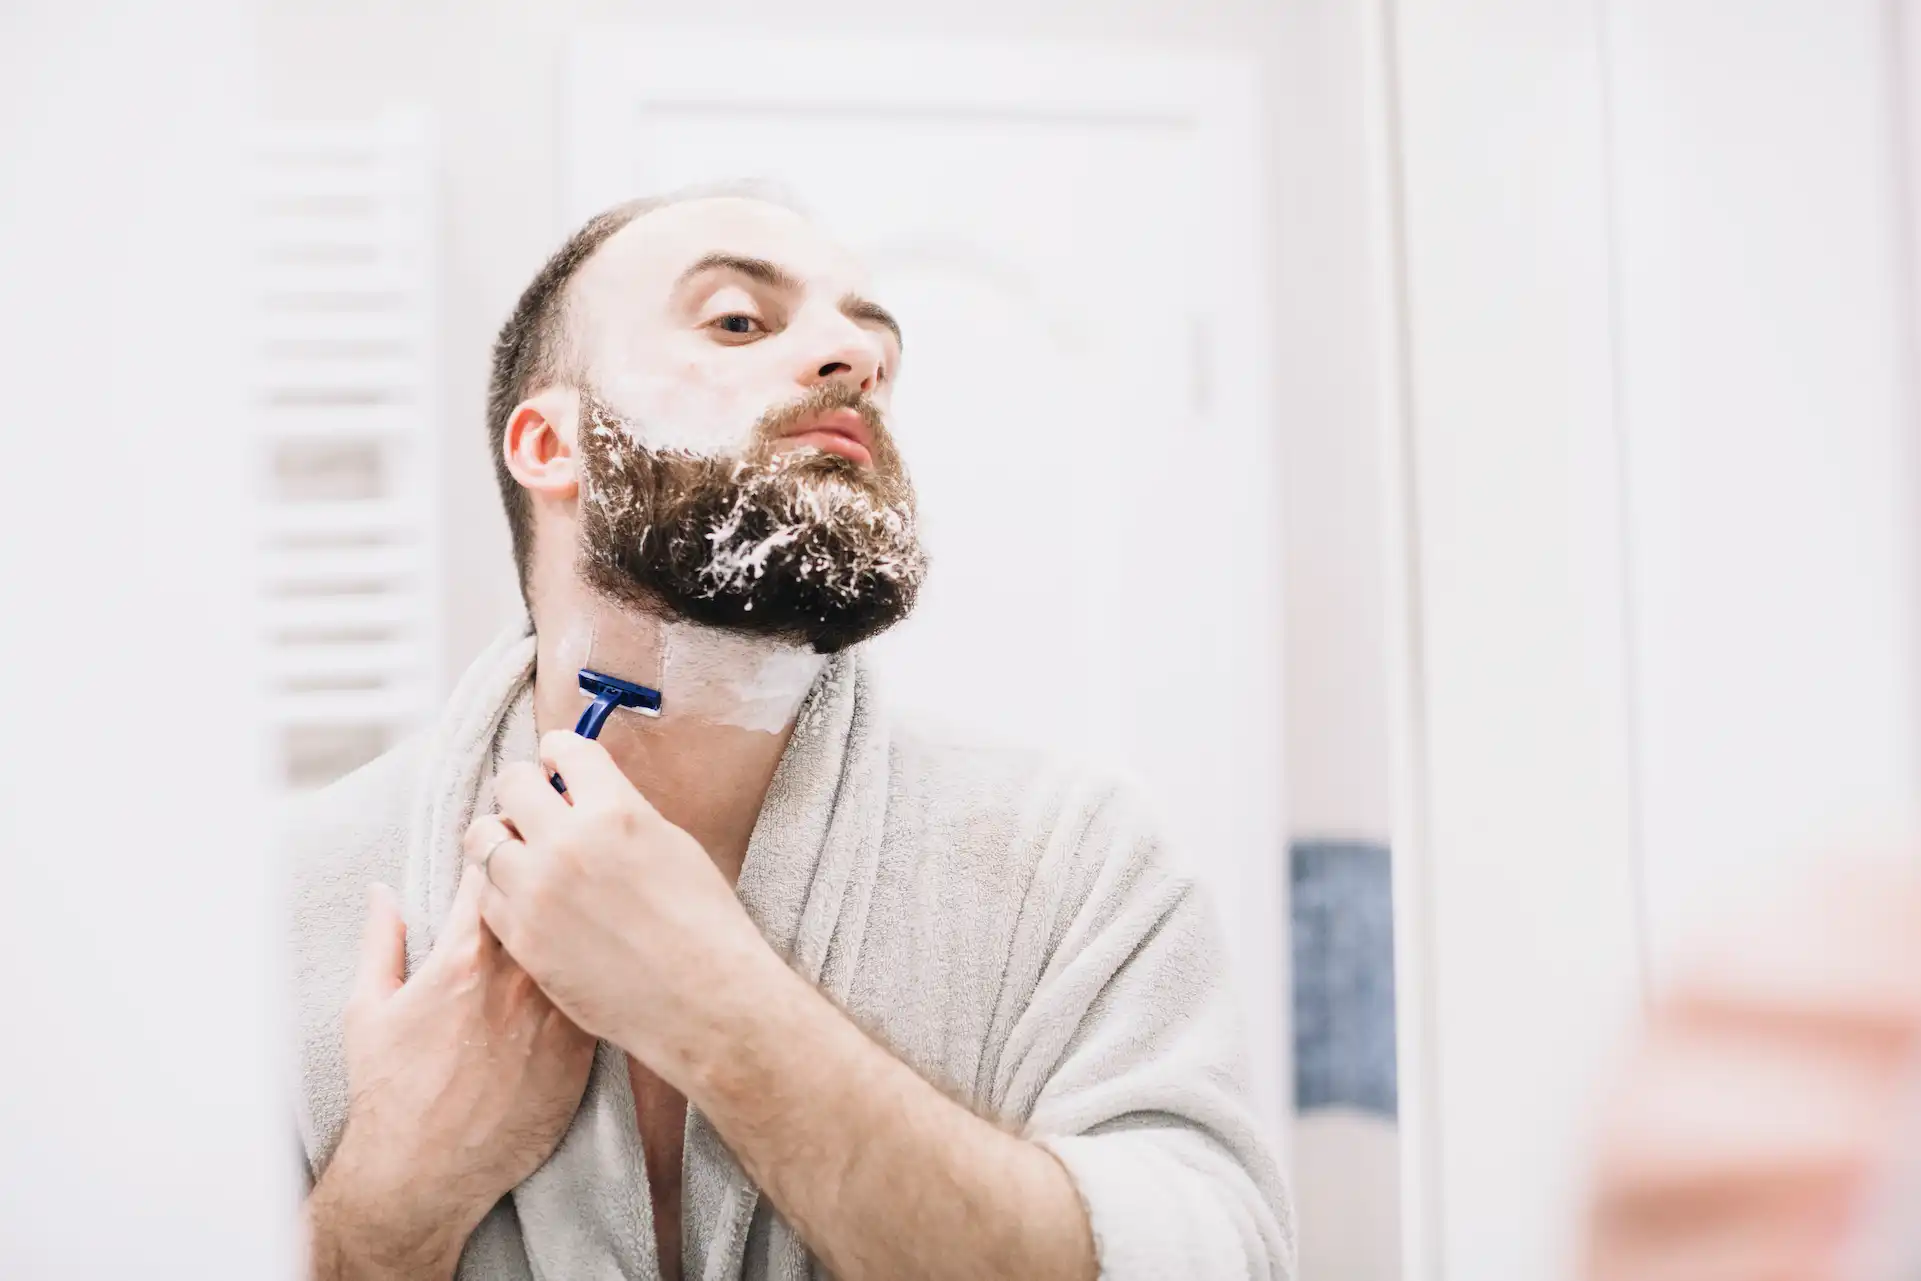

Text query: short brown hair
(485, 196), (660, 603)
(485, 182), (797, 603)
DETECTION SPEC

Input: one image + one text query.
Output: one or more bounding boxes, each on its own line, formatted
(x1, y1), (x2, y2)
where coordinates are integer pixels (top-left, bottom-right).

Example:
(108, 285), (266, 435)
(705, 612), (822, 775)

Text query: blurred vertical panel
(1383, 1), (1921, 1278)
(1606, 0), (1921, 976)
(255, 112), (443, 793)
(0, 2), (292, 1278)
(1380, 0), (1647, 1278)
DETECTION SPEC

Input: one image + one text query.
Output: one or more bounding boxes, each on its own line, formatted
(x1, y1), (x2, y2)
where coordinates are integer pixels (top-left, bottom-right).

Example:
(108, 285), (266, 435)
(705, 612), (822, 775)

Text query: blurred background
(15, 0), (1921, 1278)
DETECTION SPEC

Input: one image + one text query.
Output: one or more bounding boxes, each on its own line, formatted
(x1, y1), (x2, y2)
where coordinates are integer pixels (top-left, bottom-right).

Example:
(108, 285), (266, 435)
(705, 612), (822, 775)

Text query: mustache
(749, 382), (890, 456)
(577, 382), (895, 465)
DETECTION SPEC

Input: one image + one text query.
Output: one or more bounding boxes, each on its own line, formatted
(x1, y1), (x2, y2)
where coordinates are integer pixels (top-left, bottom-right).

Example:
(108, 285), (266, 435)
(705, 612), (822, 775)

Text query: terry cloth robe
(290, 620), (1295, 1280)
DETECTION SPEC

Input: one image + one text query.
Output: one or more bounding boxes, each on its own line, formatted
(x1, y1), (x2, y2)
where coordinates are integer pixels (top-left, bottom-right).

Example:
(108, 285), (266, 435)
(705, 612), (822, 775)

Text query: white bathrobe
(290, 622), (1295, 1279)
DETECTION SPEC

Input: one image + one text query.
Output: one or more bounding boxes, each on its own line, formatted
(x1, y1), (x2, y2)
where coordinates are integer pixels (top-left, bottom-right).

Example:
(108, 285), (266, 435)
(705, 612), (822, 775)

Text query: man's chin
(611, 586), (914, 654)
(576, 429), (925, 652)
(579, 553), (918, 654)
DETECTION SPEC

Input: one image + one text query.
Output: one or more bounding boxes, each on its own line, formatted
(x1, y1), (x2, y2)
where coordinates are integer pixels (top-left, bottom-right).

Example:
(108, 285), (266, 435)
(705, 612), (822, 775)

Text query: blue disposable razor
(551, 668), (662, 793)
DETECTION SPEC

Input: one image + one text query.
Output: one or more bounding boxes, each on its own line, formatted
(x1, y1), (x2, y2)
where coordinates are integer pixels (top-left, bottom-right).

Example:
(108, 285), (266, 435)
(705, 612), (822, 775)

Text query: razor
(550, 667), (663, 793)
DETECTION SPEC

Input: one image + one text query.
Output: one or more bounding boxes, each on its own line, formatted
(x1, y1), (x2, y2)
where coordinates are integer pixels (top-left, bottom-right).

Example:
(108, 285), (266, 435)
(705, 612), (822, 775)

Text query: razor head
(571, 667), (663, 742)
(577, 668), (663, 716)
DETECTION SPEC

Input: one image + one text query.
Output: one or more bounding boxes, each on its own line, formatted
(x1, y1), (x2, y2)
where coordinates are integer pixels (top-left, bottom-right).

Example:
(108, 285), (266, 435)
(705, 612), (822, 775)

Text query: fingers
(463, 811), (532, 900)
(495, 759), (574, 844)
(445, 839), (494, 934)
(464, 812), (534, 965)
(1697, 866), (1921, 1023)
(1599, 1021), (1897, 1206)
(539, 730), (650, 815)
(352, 882), (406, 1005)
(477, 873), (521, 964)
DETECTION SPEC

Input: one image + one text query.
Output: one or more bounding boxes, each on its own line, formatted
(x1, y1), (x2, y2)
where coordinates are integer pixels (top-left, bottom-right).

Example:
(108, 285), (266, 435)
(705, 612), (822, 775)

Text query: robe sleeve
(1003, 786), (1297, 1280)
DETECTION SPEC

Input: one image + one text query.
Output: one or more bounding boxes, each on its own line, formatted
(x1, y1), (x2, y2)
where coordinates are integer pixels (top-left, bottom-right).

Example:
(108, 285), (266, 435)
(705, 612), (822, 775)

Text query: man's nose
(797, 314), (886, 396)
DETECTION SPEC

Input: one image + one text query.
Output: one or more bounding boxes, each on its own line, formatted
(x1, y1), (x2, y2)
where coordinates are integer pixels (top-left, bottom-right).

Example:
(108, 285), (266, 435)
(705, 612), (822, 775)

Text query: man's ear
(502, 390), (579, 500)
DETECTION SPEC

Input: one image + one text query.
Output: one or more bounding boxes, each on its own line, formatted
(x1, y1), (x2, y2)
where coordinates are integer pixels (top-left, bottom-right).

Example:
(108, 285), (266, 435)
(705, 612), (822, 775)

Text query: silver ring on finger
(481, 832), (516, 888)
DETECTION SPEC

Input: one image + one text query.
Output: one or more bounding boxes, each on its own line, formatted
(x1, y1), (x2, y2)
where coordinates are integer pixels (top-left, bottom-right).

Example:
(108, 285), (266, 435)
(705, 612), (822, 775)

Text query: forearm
(659, 955), (1096, 1281)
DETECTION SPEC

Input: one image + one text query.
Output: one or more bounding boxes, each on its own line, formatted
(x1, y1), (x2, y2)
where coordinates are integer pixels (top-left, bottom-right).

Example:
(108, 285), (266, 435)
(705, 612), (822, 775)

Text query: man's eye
(712, 314), (764, 336)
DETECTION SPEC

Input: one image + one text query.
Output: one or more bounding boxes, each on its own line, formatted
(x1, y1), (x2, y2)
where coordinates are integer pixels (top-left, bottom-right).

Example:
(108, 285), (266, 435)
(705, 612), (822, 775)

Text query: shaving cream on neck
(555, 606), (825, 736)
(656, 621), (826, 733)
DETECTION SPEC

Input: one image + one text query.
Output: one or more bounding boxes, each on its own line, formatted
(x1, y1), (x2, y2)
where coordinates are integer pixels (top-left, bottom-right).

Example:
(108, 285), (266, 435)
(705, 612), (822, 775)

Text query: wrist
(309, 1148), (468, 1281)
(641, 933), (807, 1101)
(683, 950), (852, 1125)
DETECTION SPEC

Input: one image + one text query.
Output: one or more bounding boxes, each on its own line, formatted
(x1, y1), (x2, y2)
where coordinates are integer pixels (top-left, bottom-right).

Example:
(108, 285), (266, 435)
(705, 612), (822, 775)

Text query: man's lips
(776, 407), (875, 466)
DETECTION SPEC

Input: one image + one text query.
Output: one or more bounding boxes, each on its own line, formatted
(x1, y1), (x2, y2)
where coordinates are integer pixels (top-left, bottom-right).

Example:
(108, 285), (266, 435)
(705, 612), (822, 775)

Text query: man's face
(565, 197), (926, 652)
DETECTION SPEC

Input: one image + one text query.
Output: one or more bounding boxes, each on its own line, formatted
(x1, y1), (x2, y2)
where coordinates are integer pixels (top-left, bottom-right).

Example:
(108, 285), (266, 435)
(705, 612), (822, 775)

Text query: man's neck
(530, 590), (826, 883)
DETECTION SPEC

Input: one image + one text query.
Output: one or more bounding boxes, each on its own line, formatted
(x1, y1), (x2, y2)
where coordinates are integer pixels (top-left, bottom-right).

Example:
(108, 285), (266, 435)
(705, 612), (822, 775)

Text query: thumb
(352, 882), (407, 1004)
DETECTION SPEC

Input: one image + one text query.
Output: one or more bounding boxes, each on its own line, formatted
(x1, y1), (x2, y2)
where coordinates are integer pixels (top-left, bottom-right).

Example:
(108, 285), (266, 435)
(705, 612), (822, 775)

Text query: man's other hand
(1586, 860), (1921, 1281)
(307, 872), (594, 1280)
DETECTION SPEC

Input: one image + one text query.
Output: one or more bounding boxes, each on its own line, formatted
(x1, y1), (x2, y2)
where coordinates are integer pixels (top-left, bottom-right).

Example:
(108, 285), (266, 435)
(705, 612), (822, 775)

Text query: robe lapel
(685, 654), (892, 1281)
(402, 623), (537, 974)
(409, 630), (888, 1281)
(491, 682), (658, 1279)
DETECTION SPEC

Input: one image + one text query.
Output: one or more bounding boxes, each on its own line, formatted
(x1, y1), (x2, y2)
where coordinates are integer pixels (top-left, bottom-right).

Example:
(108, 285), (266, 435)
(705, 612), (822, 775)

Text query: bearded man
(290, 191), (1293, 1281)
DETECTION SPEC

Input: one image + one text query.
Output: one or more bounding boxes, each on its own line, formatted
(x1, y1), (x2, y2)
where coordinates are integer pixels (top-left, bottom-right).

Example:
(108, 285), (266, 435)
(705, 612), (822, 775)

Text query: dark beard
(575, 385), (928, 653)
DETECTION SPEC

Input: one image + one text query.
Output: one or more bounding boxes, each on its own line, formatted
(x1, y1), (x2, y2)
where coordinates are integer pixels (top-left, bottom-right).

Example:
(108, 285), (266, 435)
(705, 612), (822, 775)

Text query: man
(291, 190), (1293, 1281)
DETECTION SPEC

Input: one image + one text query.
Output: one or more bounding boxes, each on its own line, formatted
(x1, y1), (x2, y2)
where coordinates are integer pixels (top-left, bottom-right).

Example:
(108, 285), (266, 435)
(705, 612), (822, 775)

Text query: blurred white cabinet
(1607, 0), (1921, 975)
(1378, 2), (1921, 1278)
(565, 32), (1288, 1136)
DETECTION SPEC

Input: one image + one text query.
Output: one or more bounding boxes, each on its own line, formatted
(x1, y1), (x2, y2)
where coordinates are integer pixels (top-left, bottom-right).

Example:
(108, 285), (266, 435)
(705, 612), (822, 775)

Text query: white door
(565, 32), (1287, 1135)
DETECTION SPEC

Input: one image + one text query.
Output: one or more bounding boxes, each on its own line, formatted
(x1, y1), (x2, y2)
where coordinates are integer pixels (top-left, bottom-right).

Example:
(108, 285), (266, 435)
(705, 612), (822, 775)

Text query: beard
(575, 384), (928, 653)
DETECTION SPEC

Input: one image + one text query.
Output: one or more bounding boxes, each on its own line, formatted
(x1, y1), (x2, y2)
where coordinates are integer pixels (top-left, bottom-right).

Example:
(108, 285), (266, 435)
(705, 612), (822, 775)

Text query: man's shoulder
(284, 736), (428, 979)
(882, 713), (1176, 889)
(872, 715), (1204, 1023)
(888, 714), (1100, 809)
(287, 735), (427, 881)
(284, 736), (433, 1166)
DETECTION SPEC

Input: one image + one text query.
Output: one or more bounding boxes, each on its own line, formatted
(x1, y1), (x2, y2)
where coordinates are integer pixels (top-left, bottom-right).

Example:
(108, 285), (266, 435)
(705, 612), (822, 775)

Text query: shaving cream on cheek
(588, 362), (762, 457)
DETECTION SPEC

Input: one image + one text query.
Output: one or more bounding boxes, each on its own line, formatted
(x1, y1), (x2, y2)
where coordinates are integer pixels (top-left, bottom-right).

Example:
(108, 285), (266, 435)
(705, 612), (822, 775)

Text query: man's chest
(627, 1054), (689, 1281)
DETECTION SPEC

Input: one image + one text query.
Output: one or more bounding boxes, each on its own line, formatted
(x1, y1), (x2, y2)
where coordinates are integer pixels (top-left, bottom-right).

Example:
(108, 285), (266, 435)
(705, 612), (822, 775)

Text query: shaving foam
(656, 621), (825, 733)
(589, 368), (760, 457)
(563, 609), (824, 736)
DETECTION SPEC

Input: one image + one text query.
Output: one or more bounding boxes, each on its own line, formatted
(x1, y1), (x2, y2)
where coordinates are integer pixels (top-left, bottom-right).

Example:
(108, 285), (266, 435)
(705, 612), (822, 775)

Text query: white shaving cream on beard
(568, 392), (865, 732)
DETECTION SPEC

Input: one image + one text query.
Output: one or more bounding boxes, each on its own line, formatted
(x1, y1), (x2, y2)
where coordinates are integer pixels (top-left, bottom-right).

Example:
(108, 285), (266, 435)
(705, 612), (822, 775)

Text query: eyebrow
(679, 252), (799, 293)
(840, 294), (904, 352)
(677, 252), (903, 350)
